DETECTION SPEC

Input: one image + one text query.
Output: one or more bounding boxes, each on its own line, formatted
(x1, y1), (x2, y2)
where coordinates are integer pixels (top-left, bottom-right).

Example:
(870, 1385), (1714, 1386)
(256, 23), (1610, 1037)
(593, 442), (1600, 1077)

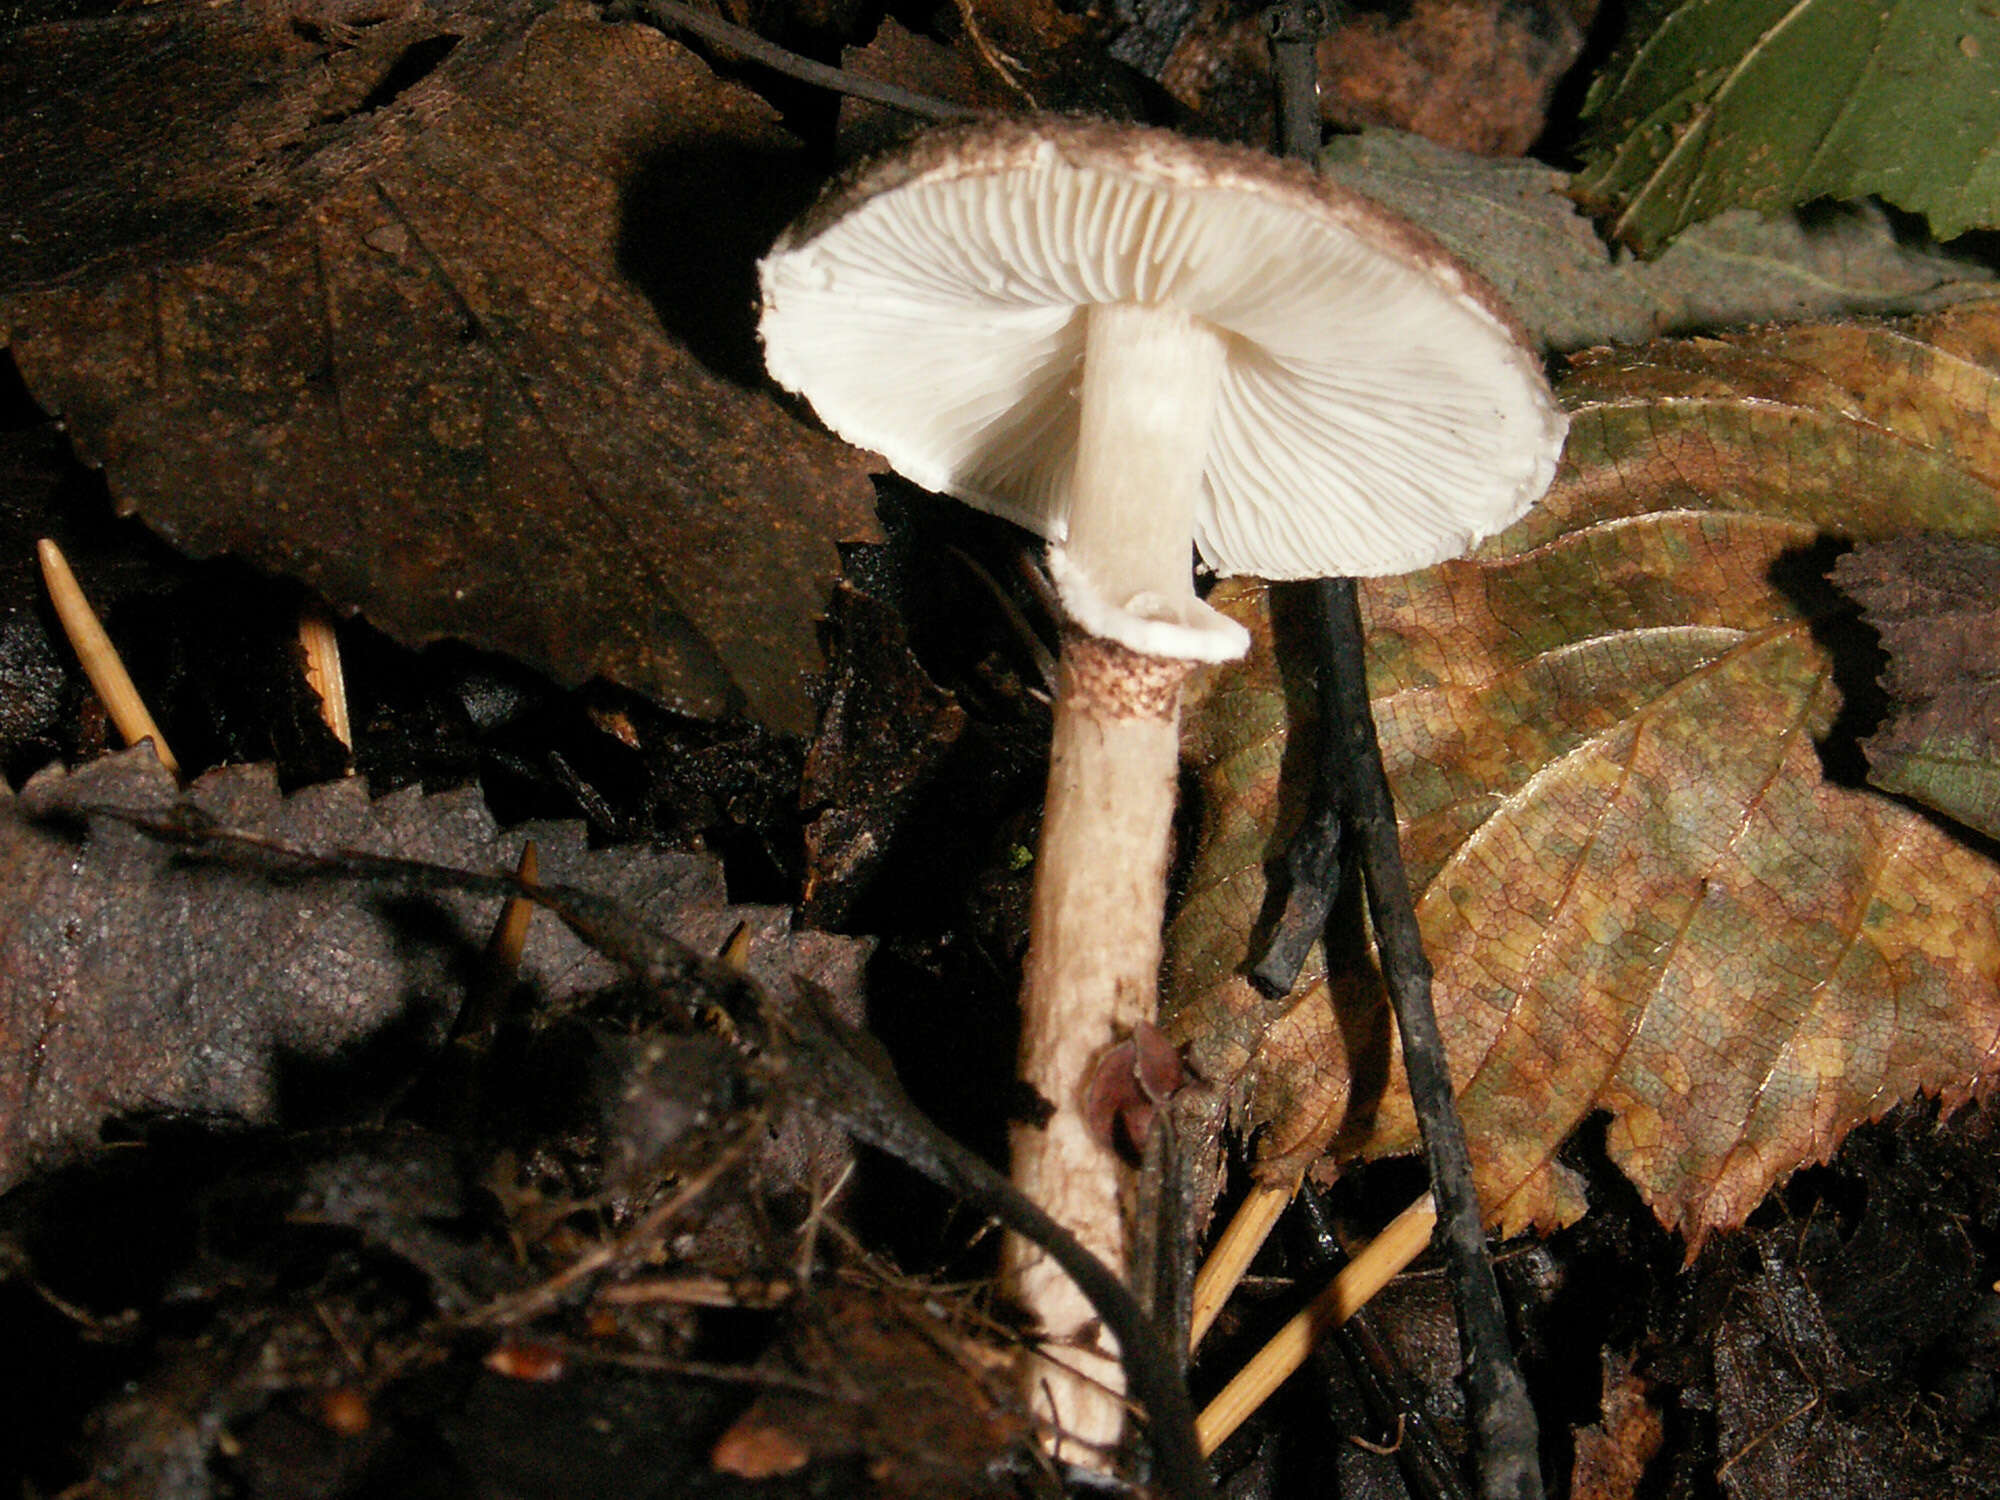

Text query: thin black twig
(1257, 16), (1544, 1492)
(1317, 578), (1543, 1500)
(630, 0), (981, 123)
(1247, 0), (1346, 999)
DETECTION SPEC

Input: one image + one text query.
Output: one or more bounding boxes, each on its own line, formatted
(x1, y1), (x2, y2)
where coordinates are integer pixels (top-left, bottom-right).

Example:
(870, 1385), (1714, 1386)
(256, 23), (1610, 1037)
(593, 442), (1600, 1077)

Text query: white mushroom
(759, 115), (1566, 1459)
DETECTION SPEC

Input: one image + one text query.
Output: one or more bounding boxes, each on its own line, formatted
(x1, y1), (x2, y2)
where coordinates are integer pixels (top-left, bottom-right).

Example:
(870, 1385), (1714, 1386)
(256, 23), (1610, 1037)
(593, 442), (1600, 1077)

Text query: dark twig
(630, 0), (980, 123)
(1247, 0), (1345, 999)
(1318, 579), (1542, 1500)
(1264, 0), (1323, 164)
(1257, 19), (1543, 1494)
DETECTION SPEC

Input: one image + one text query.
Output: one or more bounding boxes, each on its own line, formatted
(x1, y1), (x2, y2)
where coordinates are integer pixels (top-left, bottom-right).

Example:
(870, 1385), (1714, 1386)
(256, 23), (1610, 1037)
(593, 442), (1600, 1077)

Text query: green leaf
(1575, 0), (2000, 254)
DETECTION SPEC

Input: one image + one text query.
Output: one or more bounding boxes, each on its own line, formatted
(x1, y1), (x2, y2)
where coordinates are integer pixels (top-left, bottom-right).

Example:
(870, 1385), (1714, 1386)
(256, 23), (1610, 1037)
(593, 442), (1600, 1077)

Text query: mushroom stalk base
(1007, 633), (1192, 1459)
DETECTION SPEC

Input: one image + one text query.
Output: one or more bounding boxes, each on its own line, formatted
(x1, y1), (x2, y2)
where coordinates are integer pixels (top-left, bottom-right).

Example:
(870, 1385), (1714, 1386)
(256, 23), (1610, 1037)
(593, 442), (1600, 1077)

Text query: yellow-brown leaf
(1166, 305), (2000, 1248)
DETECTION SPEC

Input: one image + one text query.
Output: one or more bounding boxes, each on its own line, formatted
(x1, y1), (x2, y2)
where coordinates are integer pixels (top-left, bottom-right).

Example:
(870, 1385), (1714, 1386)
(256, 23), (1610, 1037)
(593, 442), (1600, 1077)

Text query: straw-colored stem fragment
(37, 538), (178, 775)
(486, 842), (539, 976)
(1189, 1177), (1297, 1352)
(1196, 1191), (1437, 1455)
(298, 606), (352, 753)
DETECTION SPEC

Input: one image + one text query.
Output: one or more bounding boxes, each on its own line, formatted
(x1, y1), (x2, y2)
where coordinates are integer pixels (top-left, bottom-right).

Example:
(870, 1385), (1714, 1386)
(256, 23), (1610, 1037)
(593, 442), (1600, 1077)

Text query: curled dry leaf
(0, 747), (868, 1192)
(1165, 305), (2000, 1249)
(1833, 536), (2000, 843)
(0, 0), (878, 733)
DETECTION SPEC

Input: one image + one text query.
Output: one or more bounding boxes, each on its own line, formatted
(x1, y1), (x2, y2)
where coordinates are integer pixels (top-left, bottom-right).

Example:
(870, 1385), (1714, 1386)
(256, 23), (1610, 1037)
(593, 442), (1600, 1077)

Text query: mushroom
(758, 115), (1566, 1455)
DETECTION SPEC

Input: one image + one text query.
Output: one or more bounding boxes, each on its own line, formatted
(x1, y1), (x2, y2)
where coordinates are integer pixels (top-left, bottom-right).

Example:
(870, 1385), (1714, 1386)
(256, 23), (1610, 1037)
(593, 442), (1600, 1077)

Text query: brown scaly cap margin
(767, 113), (1540, 357)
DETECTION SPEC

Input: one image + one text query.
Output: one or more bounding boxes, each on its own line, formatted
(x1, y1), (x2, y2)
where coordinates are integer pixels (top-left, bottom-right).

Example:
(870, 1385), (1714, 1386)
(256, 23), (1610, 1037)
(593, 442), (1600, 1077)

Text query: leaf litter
(1166, 303), (2000, 1251)
(1575, 0), (2000, 252)
(0, 745), (869, 1194)
(0, 746), (1081, 1499)
(1834, 536), (2000, 844)
(0, 0), (880, 733)
(7, 0), (2000, 1490)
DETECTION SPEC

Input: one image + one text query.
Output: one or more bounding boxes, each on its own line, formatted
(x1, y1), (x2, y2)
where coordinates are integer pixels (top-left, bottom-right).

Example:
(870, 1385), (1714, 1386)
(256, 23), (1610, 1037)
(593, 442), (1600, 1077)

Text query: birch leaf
(1166, 305), (2000, 1247)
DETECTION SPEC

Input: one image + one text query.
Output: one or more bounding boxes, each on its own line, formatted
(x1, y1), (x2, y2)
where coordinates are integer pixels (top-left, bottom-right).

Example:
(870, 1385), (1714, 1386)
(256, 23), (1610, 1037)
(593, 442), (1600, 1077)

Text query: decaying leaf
(1568, 1351), (1664, 1500)
(1158, 0), (1588, 156)
(1309, 0), (1589, 155)
(0, 0), (879, 733)
(1317, 130), (1999, 355)
(1834, 537), (2000, 843)
(1166, 305), (2000, 1248)
(1576, 0), (2000, 253)
(0, 747), (867, 1192)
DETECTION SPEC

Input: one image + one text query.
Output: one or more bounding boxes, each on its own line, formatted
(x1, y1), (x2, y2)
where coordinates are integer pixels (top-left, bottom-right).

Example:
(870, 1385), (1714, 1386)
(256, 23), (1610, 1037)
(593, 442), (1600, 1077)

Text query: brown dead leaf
(0, 746), (867, 1192)
(836, 17), (1021, 159)
(1834, 537), (2000, 843)
(1162, 0), (1590, 153)
(1166, 305), (2000, 1249)
(0, 0), (879, 733)
(1569, 1350), (1663, 1500)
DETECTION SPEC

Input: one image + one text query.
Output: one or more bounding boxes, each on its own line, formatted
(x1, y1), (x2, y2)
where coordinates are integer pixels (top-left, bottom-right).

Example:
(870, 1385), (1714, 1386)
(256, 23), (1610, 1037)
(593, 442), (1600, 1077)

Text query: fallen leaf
(1568, 1351), (1664, 1500)
(1166, 304), (2000, 1248)
(1312, 0), (1589, 156)
(1575, 0), (2000, 253)
(836, 17), (1019, 159)
(1316, 130), (2000, 355)
(1160, 0), (1589, 154)
(0, 0), (879, 732)
(0, 747), (868, 1192)
(1833, 537), (2000, 843)
(1711, 1242), (1900, 1499)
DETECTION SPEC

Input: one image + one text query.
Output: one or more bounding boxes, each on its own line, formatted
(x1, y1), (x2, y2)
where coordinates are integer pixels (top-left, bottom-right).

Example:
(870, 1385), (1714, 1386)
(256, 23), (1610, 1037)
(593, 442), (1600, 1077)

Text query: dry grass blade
(37, 537), (178, 776)
(1196, 1191), (1437, 1455)
(487, 841), (538, 972)
(297, 605), (351, 754)
(1189, 1178), (1295, 1351)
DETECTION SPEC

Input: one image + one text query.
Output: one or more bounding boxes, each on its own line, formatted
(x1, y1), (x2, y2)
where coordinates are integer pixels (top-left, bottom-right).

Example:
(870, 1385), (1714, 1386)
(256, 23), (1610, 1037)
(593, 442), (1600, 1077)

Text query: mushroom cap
(758, 116), (1567, 580)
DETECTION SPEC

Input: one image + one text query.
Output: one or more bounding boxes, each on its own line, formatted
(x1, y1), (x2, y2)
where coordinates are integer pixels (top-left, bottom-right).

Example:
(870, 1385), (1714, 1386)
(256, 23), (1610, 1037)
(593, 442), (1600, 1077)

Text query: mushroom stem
(1007, 299), (1246, 1456)
(1049, 301), (1246, 664)
(1008, 633), (1191, 1455)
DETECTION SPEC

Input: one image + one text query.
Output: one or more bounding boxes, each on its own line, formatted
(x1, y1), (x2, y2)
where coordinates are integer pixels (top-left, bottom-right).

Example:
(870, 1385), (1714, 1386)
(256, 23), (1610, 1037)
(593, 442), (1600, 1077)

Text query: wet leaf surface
(1834, 536), (2000, 843)
(0, 0), (880, 732)
(1576, 0), (2000, 252)
(0, 746), (867, 1192)
(1167, 305), (2000, 1248)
